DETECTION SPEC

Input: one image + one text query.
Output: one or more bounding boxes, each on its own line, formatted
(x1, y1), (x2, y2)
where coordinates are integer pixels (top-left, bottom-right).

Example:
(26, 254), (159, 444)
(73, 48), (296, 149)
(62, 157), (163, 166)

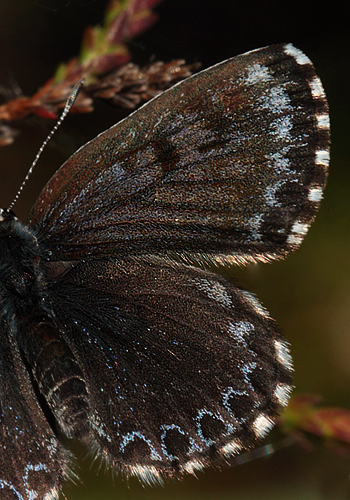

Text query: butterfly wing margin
(28, 44), (329, 265)
(0, 323), (71, 499)
(46, 256), (293, 481)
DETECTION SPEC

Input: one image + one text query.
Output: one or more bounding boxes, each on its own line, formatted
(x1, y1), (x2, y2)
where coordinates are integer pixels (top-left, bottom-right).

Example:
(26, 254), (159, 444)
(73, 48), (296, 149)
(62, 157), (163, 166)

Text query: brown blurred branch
(280, 394), (350, 456)
(0, 0), (198, 146)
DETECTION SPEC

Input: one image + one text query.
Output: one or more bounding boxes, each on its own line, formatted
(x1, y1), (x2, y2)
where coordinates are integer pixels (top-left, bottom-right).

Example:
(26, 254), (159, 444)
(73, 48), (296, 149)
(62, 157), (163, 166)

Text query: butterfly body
(0, 43), (329, 499)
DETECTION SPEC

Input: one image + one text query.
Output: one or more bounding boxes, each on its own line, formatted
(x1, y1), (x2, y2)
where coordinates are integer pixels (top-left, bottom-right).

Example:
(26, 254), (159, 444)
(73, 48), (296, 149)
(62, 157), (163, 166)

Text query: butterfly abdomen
(21, 316), (91, 440)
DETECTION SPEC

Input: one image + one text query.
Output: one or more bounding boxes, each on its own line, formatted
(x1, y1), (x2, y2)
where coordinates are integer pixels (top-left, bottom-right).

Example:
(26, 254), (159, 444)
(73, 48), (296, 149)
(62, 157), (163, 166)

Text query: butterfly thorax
(0, 209), (46, 306)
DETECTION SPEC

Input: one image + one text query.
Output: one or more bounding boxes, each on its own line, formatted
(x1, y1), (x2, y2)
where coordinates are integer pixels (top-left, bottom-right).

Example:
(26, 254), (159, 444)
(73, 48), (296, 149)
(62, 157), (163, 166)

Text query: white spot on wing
(317, 113), (330, 129)
(287, 234), (300, 245)
(308, 186), (323, 202)
(274, 383), (292, 406)
(246, 63), (271, 85)
(284, 44), (312, 66)
(183, 459), (204, 475)
(310, 77), (326, 99)
(221, 439), (242, 456)
(128, 464), (164, 486)
(315, 149), (330, 167)
(274, 340), (293, 371)
(44, 487), (60, 500)
(287, 221), (310, 245)
(291, 221), (309, 236)
(253, 414), (274, 438)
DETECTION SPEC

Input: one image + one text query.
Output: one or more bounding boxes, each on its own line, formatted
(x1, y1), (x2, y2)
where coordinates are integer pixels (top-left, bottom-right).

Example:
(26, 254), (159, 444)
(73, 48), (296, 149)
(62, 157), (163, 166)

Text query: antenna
(8, 80), (83, 211)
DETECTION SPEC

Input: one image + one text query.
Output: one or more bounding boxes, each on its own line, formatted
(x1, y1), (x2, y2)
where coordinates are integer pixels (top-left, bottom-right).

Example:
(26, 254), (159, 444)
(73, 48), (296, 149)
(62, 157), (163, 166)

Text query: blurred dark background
(0, 0), (349, 498)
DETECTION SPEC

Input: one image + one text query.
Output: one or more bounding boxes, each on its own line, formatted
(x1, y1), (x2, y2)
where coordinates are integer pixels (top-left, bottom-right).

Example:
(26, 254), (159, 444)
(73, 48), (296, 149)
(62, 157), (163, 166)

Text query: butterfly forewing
(29, 44), (329, 265)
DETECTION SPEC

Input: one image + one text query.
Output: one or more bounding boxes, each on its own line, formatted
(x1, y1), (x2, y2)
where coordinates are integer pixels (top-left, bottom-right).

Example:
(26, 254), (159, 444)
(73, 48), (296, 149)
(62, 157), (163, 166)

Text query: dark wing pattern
(0, 323), (70, 499)
(28, 44), (329, 265)
(46, 256), (292, 482)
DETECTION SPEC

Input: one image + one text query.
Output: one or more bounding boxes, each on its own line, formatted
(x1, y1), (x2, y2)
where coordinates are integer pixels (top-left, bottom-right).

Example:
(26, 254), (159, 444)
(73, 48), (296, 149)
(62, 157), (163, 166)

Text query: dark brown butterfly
(0, 43), (329, 499)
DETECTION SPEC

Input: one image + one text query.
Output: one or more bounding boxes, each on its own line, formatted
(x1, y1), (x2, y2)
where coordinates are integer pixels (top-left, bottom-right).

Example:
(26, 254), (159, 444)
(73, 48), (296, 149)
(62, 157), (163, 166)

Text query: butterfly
(0, 43), (330, 499)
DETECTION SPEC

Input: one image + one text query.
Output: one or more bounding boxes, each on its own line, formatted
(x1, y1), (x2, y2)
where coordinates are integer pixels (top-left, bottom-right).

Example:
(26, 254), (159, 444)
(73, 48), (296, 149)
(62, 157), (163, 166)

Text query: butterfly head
(0, 208), (43, 304)
(0, 207), (17, 224)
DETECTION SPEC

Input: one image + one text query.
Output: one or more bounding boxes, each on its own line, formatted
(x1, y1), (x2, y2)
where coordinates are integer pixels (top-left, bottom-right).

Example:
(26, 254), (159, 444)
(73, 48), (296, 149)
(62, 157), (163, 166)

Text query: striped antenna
(8, 80), (83, 211)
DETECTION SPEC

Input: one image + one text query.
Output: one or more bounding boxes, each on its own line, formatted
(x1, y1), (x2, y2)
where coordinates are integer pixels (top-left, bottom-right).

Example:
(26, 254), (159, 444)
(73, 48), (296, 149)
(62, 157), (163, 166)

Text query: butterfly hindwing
(0, 321), (70, 499)
(44, 256), (292, 482)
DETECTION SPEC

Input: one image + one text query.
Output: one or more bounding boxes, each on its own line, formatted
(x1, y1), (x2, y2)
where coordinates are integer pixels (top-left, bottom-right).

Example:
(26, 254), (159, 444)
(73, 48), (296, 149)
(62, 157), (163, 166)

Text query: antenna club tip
(71, 80), (84, 99)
